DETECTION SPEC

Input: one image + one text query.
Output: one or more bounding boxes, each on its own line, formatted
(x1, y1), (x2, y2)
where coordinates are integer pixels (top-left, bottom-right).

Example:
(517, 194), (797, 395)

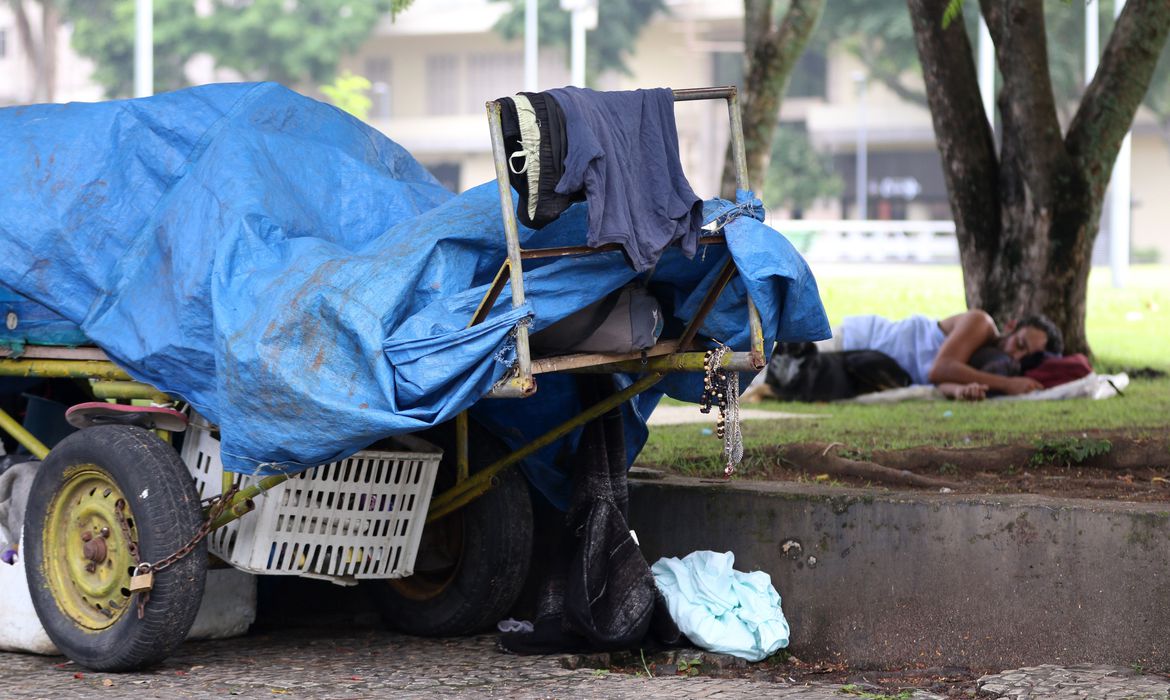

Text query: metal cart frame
(0, 85), (770, 669)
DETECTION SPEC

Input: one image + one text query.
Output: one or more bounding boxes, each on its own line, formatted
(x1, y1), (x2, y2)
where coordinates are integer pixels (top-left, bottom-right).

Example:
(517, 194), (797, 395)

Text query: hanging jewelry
(700, 343), (743, 477)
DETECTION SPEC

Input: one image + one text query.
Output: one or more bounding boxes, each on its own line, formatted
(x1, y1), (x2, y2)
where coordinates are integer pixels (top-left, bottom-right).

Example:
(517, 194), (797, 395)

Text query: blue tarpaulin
(0, 83), (829, 508)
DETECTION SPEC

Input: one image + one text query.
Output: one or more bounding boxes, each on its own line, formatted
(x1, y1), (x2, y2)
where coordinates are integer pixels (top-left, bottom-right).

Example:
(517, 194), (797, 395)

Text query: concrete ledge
(629, 475), (1170, 669)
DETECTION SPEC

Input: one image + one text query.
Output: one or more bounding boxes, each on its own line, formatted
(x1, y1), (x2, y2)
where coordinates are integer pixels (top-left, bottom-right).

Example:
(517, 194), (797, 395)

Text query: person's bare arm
(938, 382), (989, 401)
(928, 310), (1043, 395)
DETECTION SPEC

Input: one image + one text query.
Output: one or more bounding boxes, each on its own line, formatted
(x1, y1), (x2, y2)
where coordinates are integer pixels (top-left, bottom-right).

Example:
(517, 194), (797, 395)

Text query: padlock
(128, 570), (154, 594)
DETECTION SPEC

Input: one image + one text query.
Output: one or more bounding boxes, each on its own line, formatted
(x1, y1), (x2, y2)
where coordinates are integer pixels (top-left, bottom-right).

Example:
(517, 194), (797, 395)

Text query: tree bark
(719, 0), (825, 198)
(908, 0), (1170, 355)
(907, 0), (999, 309)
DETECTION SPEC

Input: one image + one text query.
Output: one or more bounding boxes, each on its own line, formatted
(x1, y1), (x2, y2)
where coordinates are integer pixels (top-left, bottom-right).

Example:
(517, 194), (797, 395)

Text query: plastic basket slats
(180, 418), (440, 585)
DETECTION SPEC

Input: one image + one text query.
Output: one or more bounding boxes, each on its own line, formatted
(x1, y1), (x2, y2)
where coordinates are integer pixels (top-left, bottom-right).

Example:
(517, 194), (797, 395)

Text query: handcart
(0, 86), (770, 671)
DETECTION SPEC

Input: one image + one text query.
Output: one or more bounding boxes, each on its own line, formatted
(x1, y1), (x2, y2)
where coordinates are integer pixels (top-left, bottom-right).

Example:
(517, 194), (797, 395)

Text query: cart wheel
(371, 426), (532, 636)
(23, 425), (207, 671)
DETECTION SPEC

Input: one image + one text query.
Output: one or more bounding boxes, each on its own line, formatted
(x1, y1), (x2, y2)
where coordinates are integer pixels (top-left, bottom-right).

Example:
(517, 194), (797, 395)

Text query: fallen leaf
(73, 673), (84, 679)
(1152, 477), (1168, 484)
(189, 665), (205, 671)
(271, 689), (290, 695)
(102, 679), (114, 688)
(814, 474), (830, 482)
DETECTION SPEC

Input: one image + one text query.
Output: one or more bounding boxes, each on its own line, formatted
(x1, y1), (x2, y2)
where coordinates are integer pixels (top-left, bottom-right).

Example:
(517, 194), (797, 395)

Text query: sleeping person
(745, 310), (1064, 402)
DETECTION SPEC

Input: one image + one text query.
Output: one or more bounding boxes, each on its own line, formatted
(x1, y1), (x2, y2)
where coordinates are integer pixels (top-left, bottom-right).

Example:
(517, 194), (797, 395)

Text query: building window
(426, 55), (459, 116)
(0, 29), (7, 59)
(465, 52), (523, 114)
(365, 57), (392, 119)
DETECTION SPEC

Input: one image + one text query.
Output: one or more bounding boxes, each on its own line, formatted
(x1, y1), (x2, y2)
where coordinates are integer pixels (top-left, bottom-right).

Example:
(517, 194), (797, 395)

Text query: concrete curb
(629, 474), (1170, 670)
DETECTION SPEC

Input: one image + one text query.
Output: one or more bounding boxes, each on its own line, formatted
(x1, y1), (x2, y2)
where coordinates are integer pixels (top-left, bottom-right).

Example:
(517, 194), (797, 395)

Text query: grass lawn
(639, 264), (1170, 477)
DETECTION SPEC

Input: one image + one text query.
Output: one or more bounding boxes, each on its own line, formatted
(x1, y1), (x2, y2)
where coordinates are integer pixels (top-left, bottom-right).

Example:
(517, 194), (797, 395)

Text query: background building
(1, 0), (1166, 262)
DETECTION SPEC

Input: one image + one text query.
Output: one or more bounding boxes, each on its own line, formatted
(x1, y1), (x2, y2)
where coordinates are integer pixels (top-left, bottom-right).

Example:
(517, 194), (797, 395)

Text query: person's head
(997, 314), (1063, 360)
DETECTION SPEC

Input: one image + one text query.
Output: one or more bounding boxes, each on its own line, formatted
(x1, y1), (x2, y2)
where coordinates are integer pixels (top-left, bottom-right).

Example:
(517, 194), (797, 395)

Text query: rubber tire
(24, 425), (207, 671)
(370, 426), (533, 636)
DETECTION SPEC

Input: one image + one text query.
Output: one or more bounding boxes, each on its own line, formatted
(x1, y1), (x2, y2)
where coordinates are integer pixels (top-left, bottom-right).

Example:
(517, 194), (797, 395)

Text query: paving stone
(2, 631), (1168, 699)
(978, 664), (1170, 700)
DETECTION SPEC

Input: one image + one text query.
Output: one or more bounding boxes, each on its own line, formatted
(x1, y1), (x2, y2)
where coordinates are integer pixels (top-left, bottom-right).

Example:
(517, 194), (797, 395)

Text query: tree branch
(1066, 0), (1170, 199)
(906, 0), (999, 299)
(7, 0), (41, 102)
(721, 0), (825, 197)
(979, 0), (1068, 203)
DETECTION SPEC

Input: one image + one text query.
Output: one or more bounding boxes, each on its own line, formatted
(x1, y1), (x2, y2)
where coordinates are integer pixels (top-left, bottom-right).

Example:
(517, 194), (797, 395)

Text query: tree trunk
(40, 0), (57, 102)
(719, 0), (825, 198)
(8, 0), (42, 102)
(908, 0), (1170, 355)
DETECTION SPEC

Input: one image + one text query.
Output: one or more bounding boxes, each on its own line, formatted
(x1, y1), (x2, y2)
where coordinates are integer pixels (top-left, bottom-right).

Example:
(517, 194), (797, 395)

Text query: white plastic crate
(181, 416), (441, 585)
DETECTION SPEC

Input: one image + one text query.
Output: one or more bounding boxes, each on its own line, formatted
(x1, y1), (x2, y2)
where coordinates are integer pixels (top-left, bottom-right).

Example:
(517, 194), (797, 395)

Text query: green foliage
(62, 0), (203, 97)
(941, 0), (964, 30)
(839, 685), (914, 700)
(320, 71), (372, 120)
(493, 0), (664, 81)
(814, 0), (929, 107)
(763, 125), (843, 216)
(675, 658), (701, 677)
(202, 0), (406, 86)
(1030, 436), (1113, 468)
(816, 0), (1170, 128)
(62, 0), (410, 98)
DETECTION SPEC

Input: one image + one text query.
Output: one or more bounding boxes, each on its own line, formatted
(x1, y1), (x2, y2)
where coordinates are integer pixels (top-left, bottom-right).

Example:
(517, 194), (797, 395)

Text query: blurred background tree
(493, 0), (664, 82)
(762, 126), (842, 218)
(320, 70), (372, 119)
(59, 0), (411, 98)
(7, 0), (61, 102)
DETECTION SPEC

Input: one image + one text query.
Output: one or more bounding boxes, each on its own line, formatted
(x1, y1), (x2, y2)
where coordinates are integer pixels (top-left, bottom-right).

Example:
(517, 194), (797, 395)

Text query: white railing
(768, 219), (960, 264)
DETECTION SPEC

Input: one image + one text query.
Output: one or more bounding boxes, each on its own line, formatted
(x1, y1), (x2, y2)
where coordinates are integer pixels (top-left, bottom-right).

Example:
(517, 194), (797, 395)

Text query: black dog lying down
(752, 343), (1031, 403)
(761, 342), (912, 402)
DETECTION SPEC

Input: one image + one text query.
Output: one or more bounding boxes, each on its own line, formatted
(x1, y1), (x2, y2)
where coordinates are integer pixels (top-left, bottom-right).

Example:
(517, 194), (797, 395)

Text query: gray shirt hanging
(547, 87), (703, 272)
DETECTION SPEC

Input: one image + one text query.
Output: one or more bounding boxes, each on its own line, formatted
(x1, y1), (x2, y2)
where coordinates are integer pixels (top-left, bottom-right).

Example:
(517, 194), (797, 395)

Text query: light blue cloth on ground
(840, 313), (945, 385)
(651, 550), (789, 662)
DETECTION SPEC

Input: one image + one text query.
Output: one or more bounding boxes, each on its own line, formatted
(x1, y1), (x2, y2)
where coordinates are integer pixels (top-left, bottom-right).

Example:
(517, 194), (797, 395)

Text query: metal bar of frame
(426, 371), (666, 523)
(0, 358), (132, 381)
(479, 86), (766, 391)
(486, 100), (534, 395)
(0, 406), (49, 459)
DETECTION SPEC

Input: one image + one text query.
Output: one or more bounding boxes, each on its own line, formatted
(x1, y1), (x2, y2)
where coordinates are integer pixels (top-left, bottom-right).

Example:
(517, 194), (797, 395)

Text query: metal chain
(700, 343), (744, 477)
(114, 486), (239, 619)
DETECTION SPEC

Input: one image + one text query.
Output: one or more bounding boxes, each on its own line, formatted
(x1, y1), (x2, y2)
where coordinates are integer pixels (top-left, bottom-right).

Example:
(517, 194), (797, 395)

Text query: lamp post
(525, 0), (538, 91)
(853, 71), (868, 220)
(560, 0), (598, 88)
(134, 0), (153, 98)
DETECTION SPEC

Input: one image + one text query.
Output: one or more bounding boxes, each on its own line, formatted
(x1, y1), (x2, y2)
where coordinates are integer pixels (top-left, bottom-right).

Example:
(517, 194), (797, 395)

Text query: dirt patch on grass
(644, 430), (1170, 501)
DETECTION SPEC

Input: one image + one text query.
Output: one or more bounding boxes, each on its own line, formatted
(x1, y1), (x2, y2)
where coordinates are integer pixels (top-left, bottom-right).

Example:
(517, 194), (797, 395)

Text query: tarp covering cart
(0, 83), (829, 670)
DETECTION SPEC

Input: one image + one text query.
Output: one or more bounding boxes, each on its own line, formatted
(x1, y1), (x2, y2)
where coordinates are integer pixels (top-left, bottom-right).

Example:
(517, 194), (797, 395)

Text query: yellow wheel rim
(43, 465), (138, 630)
(387, 510), (463, 601)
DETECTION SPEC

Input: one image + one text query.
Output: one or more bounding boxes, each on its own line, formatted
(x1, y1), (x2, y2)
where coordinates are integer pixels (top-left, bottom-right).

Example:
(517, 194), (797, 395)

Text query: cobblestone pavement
(978, 664), (1170, 699)
(2, 630), (1168, 699)
(0, 629), (929, 700)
